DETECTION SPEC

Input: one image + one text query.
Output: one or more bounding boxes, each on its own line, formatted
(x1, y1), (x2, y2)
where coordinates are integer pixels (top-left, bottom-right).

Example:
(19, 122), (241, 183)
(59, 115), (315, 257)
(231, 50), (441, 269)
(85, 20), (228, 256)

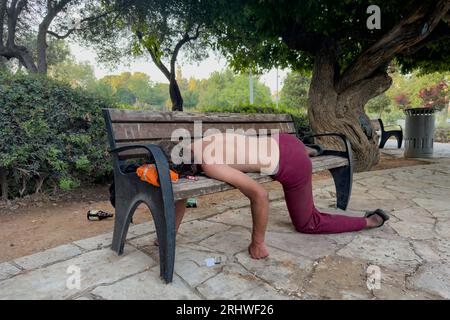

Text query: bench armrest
(383, 124), (402, 131)
(110, 144), (174, 192)
(302, 133), (352, 163)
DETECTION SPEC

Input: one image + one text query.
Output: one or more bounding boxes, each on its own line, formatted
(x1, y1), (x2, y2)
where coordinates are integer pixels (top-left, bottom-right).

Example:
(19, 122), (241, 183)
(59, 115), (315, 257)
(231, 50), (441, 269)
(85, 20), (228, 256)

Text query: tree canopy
(279, 72), (310, 110)
(0, 0), (90, 73)
(209, 1), (449, 74)
(199, 0), (450, 170)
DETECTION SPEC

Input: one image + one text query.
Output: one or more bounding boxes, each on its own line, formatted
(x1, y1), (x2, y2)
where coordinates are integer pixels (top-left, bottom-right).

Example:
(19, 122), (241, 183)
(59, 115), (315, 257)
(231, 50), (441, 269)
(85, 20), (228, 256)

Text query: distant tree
(48, 59), (96, 89)
(394, 92), (412, 110)
(420, 80), (449, 126)
(0, 0), (85, 73)
(79, 0), (213, 111)
(197, 69), (272, 108)
(386, 70), (449, 107)
(279, 72), (310, 109)
(419, 81), (448, 111)
(116, 87), (136, 105)
(365, 94), (391, 118)
(97, 71), (170, 109)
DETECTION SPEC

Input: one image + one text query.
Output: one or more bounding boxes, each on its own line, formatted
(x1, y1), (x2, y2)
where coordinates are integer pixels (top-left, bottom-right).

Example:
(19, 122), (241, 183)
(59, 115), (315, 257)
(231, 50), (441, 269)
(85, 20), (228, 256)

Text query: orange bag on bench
(136, 164), (179, 187)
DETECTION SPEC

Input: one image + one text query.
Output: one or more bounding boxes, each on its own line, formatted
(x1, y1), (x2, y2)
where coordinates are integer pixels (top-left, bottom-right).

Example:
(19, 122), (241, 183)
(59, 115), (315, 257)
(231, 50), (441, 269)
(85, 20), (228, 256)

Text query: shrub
(198, 104), (310, 136)
(0, 73), (112, 199)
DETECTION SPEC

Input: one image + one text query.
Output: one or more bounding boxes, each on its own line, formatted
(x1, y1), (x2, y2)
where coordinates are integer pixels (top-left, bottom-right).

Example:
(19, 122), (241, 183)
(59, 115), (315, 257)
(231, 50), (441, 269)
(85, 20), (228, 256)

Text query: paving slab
(73, 232), (113, 251)
(0, 262), (21, 281)
(174, 245), (228, 288)
(178, 220), (231, 243)
(407, 263), (450, 299)
(196, 264), (262, 299)
(0, 246), (154, 300)
(302, 256), (373, 300)
(234, 283), (294, 300)
(412, 198), (450, 216)
(266, 231), (339, 260)
(91, 266), (199, 300)
(336, 235), (422, 271)
(235, 246), (314, 294)
(389, 221), (436, 240)
(129, 221), (156, 237)
(372, 267), (440, 300)
(14, 244), (82, 270)
(198, 227), (251, 255)
(435, 219), (450, 239)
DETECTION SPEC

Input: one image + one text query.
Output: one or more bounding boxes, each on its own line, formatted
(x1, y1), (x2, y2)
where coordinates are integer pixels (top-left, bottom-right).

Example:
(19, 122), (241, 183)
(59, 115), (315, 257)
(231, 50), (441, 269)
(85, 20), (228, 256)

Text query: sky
(69, 43), (289, 95)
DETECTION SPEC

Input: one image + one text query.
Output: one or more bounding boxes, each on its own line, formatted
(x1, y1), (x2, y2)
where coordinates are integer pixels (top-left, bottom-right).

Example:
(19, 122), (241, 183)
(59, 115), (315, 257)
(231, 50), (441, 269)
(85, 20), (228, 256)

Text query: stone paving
(384, 140), (450, 158)
(1, 149), (449, 300)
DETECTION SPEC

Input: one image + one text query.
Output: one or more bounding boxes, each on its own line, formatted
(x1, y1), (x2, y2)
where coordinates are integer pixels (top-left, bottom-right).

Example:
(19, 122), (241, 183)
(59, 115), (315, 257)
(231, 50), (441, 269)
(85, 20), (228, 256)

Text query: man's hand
(248, 241), (269, 259)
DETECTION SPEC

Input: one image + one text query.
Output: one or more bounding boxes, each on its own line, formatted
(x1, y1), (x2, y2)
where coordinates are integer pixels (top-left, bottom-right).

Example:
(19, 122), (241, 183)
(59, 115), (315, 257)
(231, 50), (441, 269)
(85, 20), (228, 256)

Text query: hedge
(198, 104), (311, 136)
(0, 73), (113, 199)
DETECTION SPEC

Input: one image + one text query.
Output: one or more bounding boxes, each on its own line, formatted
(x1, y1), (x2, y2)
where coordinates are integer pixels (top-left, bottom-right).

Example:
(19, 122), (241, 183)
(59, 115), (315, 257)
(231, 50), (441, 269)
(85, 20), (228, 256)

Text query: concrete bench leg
(111, 176), (176, 283)
(148, 194), (175, 283)
(396, 131), (403, 149)
(379, 131), (403, 149)
(379, 134), (389, 149)
(329, 165), (353, 211)
(111, 199), (136, 255)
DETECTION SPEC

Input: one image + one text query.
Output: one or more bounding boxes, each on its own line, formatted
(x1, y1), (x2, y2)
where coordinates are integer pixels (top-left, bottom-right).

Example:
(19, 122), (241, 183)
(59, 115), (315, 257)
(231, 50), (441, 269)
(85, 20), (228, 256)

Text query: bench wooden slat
(112, 122), (296, 142)
(172, 155), (348, 200)
(114, 132), (300, 159)
(108, 109), (293, 123)
(370, 120), (381, 130)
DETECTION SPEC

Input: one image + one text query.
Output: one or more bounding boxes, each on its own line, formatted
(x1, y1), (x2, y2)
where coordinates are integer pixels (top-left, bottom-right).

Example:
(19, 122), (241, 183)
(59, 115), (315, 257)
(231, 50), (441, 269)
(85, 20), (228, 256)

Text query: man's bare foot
(365, 214), (385, 228)
(248, 241), (269, 259)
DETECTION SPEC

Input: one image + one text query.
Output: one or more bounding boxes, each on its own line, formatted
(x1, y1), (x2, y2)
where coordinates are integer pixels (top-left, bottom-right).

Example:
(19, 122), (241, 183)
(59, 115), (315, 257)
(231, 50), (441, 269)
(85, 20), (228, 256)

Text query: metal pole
(276, 68), (279, 109)
(249, 71), (254, 104)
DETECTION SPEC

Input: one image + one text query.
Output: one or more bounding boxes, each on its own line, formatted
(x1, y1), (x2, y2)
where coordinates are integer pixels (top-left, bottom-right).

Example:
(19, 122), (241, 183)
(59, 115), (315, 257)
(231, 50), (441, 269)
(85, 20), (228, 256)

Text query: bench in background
(371, 118), (403, 149)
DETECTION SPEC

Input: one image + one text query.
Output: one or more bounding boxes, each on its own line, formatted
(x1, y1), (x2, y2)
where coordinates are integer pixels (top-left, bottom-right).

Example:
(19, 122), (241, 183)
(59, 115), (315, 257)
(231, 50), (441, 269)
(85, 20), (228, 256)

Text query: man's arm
(201, 163), (270, 259)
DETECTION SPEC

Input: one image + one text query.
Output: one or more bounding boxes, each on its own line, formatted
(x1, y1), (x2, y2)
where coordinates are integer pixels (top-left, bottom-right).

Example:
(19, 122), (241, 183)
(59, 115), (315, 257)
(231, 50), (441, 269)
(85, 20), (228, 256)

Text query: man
(160, 132), (389, 259)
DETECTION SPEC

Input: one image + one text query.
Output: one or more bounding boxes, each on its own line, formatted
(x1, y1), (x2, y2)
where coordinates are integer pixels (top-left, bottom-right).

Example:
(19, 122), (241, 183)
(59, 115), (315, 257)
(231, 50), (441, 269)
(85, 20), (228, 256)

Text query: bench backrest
(103, 109), (297, 160)
(370, 119), (382, 131)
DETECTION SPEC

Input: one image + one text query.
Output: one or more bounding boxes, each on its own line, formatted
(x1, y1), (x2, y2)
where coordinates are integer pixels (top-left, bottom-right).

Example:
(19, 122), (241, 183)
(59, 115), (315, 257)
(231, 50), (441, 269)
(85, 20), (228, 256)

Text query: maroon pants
(273, 133), (366, 234)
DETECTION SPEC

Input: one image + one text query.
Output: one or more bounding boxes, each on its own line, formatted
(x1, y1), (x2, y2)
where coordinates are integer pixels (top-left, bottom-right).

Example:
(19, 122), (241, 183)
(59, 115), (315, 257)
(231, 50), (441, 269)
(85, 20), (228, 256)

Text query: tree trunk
(308, 43), (392, 172)
(36, 25), (48, 74)
(0, 167), (8, 201)
(169, 76), (183, 111)
(17, 47), (38, 73)
(308, 93), (381, 172)
(36, 8), (57, 74)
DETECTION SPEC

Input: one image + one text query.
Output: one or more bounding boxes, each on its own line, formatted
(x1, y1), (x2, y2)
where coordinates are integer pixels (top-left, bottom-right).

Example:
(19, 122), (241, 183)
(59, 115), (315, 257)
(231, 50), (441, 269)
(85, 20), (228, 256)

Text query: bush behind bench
(0, 73), (311, 200)
(0, 73), (113, 199)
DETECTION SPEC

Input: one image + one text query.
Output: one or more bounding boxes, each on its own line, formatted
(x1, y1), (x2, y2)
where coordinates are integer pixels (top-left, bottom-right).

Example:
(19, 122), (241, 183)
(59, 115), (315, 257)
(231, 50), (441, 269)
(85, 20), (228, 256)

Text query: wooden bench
(371, 119), (403, 149)
(103, 109), (353, 283)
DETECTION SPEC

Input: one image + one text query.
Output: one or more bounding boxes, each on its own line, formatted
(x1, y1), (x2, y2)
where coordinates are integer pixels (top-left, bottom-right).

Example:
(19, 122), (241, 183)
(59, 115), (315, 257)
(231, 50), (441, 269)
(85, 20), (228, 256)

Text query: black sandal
(365, 209), (390, 227)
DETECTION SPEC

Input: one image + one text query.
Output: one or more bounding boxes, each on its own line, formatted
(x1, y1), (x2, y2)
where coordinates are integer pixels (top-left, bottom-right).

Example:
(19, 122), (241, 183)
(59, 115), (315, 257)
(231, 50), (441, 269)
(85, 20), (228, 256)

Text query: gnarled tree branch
(337, 0), (450, 92)
(170, 24), (201, 75)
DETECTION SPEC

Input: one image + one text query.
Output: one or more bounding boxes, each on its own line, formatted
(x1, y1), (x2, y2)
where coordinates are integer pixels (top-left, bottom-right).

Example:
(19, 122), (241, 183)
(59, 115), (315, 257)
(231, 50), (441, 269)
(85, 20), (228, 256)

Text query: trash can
(404, 108), (436, 158)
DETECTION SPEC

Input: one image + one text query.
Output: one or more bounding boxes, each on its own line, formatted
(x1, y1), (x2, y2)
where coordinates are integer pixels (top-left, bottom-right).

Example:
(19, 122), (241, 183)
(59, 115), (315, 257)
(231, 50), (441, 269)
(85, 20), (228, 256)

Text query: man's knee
(294, 224), (315, 234)
(292, 215), (317, 234)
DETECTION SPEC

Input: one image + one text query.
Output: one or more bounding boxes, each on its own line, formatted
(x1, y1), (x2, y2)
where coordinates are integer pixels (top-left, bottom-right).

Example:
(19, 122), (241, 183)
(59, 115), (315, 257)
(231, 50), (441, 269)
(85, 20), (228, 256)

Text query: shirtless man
(164, 132), (389, 259)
